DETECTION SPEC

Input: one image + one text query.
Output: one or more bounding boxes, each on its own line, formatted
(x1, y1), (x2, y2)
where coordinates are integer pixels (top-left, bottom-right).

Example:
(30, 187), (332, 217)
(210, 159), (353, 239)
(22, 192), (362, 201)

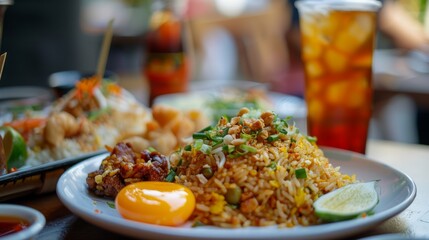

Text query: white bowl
(0, 204), (45, 240)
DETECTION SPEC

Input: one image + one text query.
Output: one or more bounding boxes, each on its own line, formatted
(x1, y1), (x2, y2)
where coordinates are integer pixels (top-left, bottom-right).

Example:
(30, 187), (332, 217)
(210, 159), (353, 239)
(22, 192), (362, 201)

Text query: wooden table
(4, 139), (429, 239)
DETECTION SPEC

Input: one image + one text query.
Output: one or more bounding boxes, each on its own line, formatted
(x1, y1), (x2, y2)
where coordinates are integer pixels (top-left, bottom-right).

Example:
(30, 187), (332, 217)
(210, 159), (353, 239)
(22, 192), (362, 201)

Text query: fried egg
(115, 182), (195, 226)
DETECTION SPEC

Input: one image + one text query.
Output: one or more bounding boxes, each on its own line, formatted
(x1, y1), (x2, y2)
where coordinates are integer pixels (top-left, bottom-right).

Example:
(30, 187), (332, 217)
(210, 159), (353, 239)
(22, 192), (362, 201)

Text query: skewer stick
(0, 52), (7, 81)
(96, 19), (114, 82)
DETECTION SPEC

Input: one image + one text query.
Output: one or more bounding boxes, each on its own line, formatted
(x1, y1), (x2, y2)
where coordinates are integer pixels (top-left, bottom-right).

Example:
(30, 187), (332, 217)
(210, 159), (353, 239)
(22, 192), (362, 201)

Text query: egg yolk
(115, 181), (195, 226)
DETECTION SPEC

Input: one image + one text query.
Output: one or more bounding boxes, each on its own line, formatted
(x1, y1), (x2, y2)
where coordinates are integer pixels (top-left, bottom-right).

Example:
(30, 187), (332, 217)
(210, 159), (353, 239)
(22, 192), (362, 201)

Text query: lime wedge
(314, 181), (379, 222)
(2, 126), (28, 171)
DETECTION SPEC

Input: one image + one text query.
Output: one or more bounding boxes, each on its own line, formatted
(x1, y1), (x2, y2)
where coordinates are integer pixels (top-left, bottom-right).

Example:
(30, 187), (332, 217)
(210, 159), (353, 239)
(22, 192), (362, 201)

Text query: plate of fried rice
(57, 109), (416, 240)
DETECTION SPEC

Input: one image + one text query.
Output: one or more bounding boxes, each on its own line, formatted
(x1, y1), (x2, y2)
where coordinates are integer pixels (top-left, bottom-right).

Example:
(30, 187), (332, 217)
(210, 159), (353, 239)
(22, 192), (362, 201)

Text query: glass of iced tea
(295, 0), (381, 154)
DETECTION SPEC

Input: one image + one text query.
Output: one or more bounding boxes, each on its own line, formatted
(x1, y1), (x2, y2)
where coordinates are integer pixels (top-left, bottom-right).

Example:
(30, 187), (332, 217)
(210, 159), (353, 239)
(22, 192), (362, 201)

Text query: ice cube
(324, 49), (348, 73)
(306, 80), (322, 98)
(319, 13), (339, 42)
(302, 44), (323, 60)
(334, 13), (374, 54)
(347, 77), (369, 107)
(300, 19), (317, 38)
(305, 61), (324, 78)
(326, 81), (348, 104)
(308, 100), (324, 120)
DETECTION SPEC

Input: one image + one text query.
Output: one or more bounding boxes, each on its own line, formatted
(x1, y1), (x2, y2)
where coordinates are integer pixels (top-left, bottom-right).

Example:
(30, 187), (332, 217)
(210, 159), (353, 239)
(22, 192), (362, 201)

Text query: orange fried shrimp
(151, 105), (181, 128)
(122, 136), (150, 152)
(44, 112), (80, 146)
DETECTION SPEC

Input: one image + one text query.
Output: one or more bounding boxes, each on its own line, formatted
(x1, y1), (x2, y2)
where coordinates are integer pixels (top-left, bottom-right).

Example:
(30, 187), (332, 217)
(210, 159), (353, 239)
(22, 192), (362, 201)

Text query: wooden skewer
(96, 19), (114, 82)
(0, 52), (7, 81)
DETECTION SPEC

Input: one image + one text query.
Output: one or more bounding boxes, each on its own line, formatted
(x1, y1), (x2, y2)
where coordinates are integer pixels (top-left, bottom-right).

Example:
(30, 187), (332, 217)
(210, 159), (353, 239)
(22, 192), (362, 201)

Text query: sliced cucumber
(314, 181), (379, 222)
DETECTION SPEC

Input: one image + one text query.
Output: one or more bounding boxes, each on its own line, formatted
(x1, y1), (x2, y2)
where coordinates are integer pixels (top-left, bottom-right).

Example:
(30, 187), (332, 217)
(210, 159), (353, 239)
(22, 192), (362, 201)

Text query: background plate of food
(153, 88), (307, 133)
(56, 109), (415, 240)
(0, 77), (153, 201)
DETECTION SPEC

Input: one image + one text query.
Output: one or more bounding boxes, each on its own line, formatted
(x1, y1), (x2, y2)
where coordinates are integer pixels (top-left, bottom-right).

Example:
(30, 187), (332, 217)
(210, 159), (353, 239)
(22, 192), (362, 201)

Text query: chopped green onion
(223, 145), (235, 153)
(228, 204), (238, 209)
(194, 139), (203, 150)
(198, 125), (213, 133)
(241, 133), (252, 140)
(184, 145), (192, 151)
(279, 129), (288, 134)
(306, 136), (318, 143)
(106, 201), (115, 209)
(200, 144), (212, 154)
(267, 134), (279, 142)
(147, 147), (157, 153)
(165, 170), (176, 182)
(291, 138), (296, 143)
(221, 127), (230, 137)
(88, 107), (111, 121)
(212, 136), (224, 144)
(192, 221), (205, 227)
(202, 166), (213, 179)
(295, 168), (307, 179)
(193, 132), (208, 139)
(240, 144), (257, 153)
(267, 162), (277, 170)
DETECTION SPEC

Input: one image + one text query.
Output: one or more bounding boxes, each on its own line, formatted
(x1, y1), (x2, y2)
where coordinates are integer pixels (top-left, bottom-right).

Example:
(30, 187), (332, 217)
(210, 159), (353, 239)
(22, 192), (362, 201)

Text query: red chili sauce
(0, 216), (29, 237)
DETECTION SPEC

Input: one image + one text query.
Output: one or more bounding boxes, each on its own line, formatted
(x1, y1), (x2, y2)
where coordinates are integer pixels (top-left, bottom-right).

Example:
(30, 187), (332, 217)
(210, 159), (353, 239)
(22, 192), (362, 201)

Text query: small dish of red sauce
(0, 204), (45, 240)
(0, 216), (29, 237)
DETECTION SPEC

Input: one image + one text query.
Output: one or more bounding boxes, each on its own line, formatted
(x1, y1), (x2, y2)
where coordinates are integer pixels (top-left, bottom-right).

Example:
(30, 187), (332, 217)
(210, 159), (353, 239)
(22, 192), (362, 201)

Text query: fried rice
(173, 108), (356, 228)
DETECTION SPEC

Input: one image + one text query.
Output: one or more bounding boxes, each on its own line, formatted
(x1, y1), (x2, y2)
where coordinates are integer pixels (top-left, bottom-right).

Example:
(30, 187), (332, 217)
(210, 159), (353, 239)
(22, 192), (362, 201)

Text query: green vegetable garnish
(198, 125), (213, 133)
(267, 134), (279, 142)
(306, 136), (318, 143)
(240, 133), (252, 141)
(192, 132), (208, 140)
(267, 162), (277, 170)
(194, 139), (203, 150)
(239, 144), (257, 153)
(200, 144), (211, 154)
(192, 221), (205, 227)
(222, 145), (235, 153)
(147, 147), (157, 153)
(295, 168), (307, 179)
(88, 107), (111, 121)
(165, 170), (176, 182)
(106, 201), (116, 209)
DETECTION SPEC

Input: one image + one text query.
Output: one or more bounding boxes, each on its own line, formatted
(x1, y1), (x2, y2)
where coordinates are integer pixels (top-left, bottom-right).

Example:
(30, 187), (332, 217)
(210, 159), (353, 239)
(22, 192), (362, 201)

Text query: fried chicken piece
(86, 142), (169, 198)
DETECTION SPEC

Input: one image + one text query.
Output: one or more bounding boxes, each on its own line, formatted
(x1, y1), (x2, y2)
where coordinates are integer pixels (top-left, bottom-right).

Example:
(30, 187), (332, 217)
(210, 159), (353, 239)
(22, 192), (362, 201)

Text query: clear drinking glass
(295, 0), (381, 154)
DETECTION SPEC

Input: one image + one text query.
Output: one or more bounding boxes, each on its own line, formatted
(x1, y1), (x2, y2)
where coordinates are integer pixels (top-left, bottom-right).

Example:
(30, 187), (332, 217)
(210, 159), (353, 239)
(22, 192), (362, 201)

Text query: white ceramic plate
(56, 148), (416, 240)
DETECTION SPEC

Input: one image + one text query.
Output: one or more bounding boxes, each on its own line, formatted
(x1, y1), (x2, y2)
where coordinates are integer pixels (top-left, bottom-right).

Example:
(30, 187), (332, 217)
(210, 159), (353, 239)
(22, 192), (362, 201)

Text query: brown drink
(296, 0), (381, 153)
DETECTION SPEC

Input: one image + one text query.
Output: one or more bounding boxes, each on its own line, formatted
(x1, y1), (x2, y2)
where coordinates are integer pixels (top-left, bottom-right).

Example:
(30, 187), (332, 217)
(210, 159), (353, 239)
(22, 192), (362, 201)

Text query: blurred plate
(0, 150), (106, 202)
(154, 90), (307, 132)
(0, 86), (53, 117)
